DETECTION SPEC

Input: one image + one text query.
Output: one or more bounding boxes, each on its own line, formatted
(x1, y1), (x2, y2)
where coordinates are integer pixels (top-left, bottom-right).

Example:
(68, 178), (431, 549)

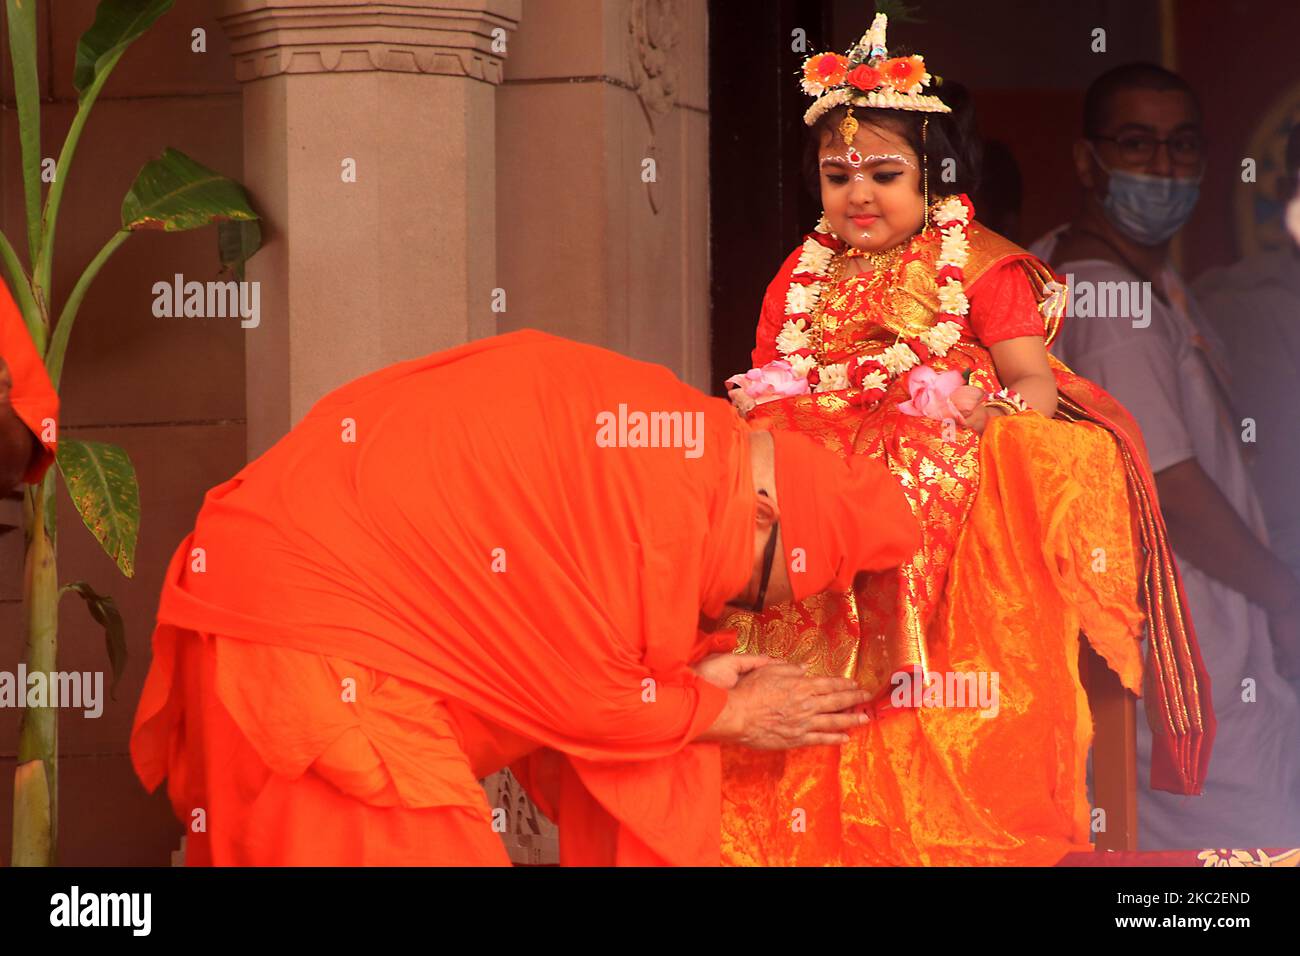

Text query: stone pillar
(496, 0), (711, 389)
(217, 0), (521, 457)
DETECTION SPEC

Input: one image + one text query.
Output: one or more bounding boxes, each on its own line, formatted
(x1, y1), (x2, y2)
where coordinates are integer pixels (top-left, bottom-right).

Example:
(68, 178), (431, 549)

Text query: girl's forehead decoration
(819, 152), (916, 169)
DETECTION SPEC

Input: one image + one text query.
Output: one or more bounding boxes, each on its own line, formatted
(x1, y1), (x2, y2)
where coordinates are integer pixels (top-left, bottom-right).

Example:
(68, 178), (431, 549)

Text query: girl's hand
(948, 384), (994, 433)
(727, 386), (756, 417)
(957, 402), (1007, 435)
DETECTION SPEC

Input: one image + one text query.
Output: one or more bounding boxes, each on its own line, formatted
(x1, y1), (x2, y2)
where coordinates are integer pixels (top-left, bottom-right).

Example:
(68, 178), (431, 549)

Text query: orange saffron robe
(719, 220), (1214, 866)
(130, 330), (760, 866)
(1, 279), (58, 482)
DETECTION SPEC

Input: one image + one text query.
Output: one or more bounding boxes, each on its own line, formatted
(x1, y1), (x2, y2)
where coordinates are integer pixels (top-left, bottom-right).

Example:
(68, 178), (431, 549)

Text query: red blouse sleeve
(966, 258), (1046, 347)
(751, 245), (806, 367)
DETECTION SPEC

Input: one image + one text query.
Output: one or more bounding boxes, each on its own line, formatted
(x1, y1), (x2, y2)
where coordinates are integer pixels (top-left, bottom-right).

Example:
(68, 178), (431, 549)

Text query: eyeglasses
(1091, 132), (1205, 168)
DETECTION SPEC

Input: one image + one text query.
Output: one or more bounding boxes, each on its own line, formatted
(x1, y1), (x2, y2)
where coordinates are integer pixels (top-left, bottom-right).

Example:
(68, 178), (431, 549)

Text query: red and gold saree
(720, 215), (1215, 866)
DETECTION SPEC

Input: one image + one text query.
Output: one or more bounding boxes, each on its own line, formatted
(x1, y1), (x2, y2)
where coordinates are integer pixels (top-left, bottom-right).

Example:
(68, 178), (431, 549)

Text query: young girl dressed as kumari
(719, 13), (1216, 866)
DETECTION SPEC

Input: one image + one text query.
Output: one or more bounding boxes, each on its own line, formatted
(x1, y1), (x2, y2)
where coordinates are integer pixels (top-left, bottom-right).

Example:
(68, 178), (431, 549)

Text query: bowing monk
(130, 330), (920, 866)
(0, 280), (58, 489)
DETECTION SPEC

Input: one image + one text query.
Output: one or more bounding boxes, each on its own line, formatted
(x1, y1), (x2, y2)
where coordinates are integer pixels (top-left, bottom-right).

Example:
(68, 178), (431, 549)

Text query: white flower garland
(773, 196), (974, 403)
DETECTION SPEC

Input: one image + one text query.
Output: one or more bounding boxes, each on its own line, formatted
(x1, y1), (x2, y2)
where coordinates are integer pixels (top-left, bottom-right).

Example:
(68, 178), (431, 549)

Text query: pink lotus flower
(897, 365), (982, 421)
(725, 360), (811, 405)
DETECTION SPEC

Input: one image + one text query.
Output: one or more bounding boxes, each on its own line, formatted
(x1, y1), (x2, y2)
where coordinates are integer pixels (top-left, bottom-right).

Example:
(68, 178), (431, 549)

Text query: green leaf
(61, 581), (127, 699)
(56, 439), (139, 578)
(122, 147), (259, 233)
(73, 0), (174, 100)
(874, 0), (925, 24)
(7, 0), (43, 265)
(217, 218), (263, 281)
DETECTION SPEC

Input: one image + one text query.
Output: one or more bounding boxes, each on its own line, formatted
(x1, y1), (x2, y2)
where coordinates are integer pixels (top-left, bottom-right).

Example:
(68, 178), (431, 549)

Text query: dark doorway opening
(707, 0), (830, 394)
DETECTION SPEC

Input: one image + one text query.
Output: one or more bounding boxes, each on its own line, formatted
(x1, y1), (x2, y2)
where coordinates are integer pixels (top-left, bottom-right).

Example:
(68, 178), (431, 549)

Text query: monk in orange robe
(129, 329), (921, 866)
(0, 280), (58, 488)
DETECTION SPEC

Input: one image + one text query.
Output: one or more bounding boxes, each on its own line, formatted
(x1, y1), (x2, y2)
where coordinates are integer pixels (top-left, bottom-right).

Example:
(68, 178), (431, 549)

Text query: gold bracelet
(982, 398), (1021, 418)
(984, 387), (1031, 416)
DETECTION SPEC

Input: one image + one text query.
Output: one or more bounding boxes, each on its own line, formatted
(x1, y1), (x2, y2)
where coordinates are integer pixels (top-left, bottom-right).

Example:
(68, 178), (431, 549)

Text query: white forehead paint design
(819, 151), (916, 169)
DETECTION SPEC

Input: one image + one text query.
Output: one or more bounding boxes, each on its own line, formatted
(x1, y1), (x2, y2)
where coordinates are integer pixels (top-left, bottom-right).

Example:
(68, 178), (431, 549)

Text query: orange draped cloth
(131, 330), (761, 866)
(1, 279), (58, 483)
(720, 216), (1214, 866)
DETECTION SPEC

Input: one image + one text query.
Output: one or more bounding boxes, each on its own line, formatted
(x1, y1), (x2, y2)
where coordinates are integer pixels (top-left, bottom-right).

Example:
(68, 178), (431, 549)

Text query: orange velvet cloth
(131, 330), (759, 866)
(1, 279), (58, 483)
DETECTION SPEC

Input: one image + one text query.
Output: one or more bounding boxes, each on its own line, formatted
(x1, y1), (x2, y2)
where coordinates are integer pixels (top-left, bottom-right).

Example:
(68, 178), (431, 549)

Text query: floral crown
(801, 12), (950, 125)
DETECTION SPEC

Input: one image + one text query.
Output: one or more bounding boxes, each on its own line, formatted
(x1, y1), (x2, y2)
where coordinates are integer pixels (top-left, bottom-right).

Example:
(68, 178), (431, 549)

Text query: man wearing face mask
(1032, 63), (1300, 851)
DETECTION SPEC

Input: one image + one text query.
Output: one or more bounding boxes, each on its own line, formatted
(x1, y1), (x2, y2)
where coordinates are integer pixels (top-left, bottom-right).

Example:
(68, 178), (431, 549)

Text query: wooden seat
(1080, 641), (1139, 851)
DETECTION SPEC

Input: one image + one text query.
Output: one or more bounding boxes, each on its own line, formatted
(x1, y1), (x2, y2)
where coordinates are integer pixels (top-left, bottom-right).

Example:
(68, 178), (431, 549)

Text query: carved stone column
(217, 0), (522, 457)
(496, 0), (710, 389)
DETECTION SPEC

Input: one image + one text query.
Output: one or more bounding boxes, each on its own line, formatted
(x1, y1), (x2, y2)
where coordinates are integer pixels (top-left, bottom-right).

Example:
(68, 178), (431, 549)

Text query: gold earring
(921, 116), (930, 232)
(818, 210), (841, 240)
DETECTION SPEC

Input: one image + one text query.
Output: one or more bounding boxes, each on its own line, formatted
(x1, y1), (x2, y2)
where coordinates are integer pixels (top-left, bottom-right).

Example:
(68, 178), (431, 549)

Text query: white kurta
(1031, 226), (1300, 848)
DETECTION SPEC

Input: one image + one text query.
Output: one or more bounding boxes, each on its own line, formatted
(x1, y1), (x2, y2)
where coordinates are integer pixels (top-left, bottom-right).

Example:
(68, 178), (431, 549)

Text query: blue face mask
(1089, 142), (1201, 245)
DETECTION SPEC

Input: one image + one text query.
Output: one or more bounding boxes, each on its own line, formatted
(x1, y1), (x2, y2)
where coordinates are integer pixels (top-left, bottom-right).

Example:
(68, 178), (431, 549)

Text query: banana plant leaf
(60, 581), (127, 698)
(218, 219), (263, 281)
(73, 0), (174, 101)
(56, 439), (139, 578)
(122, 147), (259, 233)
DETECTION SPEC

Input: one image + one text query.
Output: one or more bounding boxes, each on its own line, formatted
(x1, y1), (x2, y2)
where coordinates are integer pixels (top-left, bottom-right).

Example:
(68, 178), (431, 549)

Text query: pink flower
(897, 365), (979, 421)
(725, 360), (811, 405)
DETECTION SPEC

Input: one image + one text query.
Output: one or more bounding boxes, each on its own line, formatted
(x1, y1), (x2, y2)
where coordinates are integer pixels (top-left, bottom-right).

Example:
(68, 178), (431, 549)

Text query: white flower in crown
(937, 278), (970, 316)
(858, 369), (888, 392)
(863, 13), (888, 57)
(787, 353), (818, 379)
(918, 320), (963, 355)
(879, 342), (920, 376)
(815, 362), (850, 392)
(938, 225), (970, 269)
(933, 196), (970, 226)
(800, 76), (821, 95)
(803, 88), (851, 124)
(775, 318), (812, 354)
(785, 283), (820, 315)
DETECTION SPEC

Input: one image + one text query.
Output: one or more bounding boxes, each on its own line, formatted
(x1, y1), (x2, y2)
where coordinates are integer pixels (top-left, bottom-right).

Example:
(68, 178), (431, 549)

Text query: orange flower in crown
(800, 12), (949, 124)
(802, 53), (850, 94)
(881, 55), (926, 93)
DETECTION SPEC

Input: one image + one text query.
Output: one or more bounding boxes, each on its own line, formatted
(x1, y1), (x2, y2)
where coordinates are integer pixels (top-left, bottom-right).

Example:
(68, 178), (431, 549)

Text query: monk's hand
(692, 652), (774, 690)
(729, 663), (871, 749)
